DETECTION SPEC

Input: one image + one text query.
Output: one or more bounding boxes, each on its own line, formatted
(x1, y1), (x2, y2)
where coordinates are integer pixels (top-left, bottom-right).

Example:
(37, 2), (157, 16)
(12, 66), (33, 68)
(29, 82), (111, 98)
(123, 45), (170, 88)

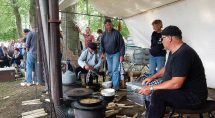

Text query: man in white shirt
(75, 42), (102, 85)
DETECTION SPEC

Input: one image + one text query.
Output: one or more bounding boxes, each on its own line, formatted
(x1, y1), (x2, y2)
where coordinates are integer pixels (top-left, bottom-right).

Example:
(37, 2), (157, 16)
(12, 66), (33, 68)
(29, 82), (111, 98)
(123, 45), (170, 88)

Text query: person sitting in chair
(75, 42), (102, 85)
(9, 48), (23, 67)
(139, 26), (208, 118)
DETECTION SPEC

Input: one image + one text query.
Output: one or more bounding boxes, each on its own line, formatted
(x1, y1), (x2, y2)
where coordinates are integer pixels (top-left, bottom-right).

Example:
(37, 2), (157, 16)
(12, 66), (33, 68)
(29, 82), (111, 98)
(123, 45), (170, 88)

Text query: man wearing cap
(76, 42), (102, 84)
(139, 26), (208, 118)
(100, 19), (125, 90)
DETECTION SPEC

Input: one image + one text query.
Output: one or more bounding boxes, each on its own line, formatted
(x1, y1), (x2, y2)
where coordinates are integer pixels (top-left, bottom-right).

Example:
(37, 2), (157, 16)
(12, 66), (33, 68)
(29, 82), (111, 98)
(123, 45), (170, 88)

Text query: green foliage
(111, 19), (129, 39)
(0, 29), (17, 41)
(0, 0), (30, 41)
(75, 0), (129, 39)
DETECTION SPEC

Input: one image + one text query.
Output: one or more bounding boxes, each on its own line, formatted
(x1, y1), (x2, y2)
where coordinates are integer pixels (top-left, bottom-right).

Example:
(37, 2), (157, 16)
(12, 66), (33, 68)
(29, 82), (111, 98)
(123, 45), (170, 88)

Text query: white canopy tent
(59, 0), (77, 10)
(59, 0), (215, 88)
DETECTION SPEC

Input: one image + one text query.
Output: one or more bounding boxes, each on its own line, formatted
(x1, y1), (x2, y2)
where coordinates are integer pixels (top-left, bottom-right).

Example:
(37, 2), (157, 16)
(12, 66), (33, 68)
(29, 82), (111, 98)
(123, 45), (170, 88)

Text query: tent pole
(48, 0), (63, 106)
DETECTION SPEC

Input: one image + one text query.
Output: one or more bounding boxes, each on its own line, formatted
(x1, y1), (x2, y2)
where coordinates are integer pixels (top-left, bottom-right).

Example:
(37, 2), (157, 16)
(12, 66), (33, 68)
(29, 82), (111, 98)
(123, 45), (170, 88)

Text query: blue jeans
(149, 55), (165, 76)
(106, 52), (120, 90)
(26, 53), (36, 84)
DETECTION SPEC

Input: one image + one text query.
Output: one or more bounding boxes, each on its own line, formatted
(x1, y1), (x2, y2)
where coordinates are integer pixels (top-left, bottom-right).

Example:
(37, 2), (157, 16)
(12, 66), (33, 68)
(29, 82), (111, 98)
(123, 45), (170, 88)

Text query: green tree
(11, 0), (22, 38)
(29, 0), (36, 27)
(75, 0), (129, 39)
(0, 0), (30, 41)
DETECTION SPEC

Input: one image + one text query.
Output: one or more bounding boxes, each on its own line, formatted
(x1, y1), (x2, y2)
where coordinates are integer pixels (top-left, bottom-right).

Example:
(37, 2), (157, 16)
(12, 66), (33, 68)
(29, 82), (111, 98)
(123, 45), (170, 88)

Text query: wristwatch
(150, 86), (154, 92)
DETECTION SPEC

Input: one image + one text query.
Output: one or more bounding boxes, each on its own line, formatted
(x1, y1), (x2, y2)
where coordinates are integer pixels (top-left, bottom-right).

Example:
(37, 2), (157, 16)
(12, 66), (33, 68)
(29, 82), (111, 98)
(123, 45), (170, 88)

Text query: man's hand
(138, 86), (151, 96)
(7, 55), (12, 59)
(74, 25), (81, 32)
(142, 77), (153, 85)
(84, 65), (94, 70)
(120, 56), (124, 62)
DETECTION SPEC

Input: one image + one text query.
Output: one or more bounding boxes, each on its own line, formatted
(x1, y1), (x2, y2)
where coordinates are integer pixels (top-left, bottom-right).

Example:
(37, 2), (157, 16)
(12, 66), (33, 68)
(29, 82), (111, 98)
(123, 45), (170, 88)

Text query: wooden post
(35, 0), (43, 88)
(36, 0), (50, 88)
(48, 0), (63, 106)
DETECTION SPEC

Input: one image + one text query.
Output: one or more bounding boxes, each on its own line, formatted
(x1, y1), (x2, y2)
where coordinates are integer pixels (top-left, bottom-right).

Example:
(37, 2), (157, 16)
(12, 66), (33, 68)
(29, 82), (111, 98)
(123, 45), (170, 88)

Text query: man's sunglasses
(160, 36), (167, 41)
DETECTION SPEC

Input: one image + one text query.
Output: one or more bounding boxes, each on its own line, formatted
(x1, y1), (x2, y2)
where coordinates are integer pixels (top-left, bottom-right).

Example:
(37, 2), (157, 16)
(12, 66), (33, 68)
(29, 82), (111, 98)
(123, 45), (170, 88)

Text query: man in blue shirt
(25, 27), (36, 86)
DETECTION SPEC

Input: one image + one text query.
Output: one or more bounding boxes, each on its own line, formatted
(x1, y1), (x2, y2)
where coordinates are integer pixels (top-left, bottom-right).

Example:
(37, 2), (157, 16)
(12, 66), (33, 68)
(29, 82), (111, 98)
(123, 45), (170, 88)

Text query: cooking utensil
(102, 81), (112, 88)
(101, 88), (115, 96)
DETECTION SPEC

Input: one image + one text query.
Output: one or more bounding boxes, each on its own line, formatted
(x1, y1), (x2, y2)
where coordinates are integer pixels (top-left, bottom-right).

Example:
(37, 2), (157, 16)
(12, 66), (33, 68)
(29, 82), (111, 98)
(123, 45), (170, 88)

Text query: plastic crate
(126, 82), (145, 106)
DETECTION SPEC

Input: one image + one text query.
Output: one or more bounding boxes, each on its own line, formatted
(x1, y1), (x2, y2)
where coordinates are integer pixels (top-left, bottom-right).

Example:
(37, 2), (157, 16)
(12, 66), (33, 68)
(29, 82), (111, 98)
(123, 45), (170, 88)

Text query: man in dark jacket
(100, 19), (125, 90)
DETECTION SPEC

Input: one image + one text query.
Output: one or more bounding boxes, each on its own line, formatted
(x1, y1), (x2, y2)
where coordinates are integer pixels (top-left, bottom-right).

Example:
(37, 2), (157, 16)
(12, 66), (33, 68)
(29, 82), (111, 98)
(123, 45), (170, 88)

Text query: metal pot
(101, 88), (115, 96)
(102, 81), (112, 88)
(101, 88), (115, 103)
(73, 101), (105, 118)
(102, 95), (115, 103)
(62, 70), (77, 85)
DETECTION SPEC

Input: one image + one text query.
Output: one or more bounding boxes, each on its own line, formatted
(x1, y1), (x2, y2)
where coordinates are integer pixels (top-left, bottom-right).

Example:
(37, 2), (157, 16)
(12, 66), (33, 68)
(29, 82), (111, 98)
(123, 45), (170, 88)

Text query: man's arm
(154, 77), (186, 90)
(93, 56), (102, 70)
(100, 33), (105, 59)
(151, 67), (165, 80)
(75, 25), (83, 35)
(139, 76), (186, 96)
(117, 32), (125, 62)
(26, 32), (32, 52)
(100, 33), (105, 53)
(118, 33), (125, 57)
(142, 67), (165, 85)
(78, 50), (87, 68)
(92, 35), (95, 42)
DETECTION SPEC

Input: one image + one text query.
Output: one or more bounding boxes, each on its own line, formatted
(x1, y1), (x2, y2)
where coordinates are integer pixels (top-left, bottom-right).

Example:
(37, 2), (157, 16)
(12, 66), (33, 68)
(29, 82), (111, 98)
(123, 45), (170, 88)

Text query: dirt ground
(0, 78), (143, 118)
(0, 78), (215, 118)
(0, 78), (45, 118)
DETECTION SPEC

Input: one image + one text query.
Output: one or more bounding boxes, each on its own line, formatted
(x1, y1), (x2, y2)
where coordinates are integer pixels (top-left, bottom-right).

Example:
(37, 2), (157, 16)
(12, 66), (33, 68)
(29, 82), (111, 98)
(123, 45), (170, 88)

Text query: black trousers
(148, 89), (204, 118)
(75, 67), (88, 78)
(0, 60), (9, 67)
(75, 67), (98, 85)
